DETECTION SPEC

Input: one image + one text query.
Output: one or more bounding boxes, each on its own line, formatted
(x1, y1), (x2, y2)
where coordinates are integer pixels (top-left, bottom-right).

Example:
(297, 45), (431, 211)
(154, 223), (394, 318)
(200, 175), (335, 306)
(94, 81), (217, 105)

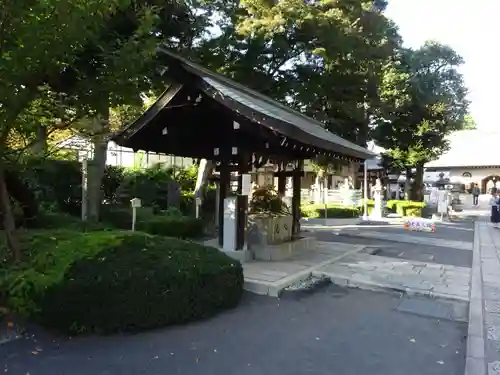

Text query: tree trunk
(87, 138), (107, 222)
(0, 164), (21, 261)
(404, 168), (412, 201)
(411, 163), (425, 202)
(87, 111), (109, 222)
(194, 159), (213, 201)
(31, 126), (47, 155)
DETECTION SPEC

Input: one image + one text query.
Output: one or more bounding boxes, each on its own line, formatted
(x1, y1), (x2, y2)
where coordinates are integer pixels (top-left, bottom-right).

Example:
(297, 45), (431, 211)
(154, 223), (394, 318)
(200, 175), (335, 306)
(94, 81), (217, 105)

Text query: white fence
(299, 188), (363, 206)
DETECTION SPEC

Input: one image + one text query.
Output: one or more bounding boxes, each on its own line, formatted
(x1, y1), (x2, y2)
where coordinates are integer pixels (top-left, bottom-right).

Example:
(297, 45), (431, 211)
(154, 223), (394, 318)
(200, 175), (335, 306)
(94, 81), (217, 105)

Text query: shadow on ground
(1, 287), (466, 375)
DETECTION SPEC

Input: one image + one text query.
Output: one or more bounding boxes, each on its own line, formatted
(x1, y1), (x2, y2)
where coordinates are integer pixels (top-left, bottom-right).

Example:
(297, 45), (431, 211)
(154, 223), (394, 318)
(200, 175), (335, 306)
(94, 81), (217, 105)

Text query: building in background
(57, 136), (193, 170)
(425, 129), (500, 193)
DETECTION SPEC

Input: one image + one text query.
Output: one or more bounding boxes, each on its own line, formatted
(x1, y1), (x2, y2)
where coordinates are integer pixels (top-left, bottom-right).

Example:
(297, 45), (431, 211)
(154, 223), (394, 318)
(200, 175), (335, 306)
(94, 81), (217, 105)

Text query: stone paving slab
(467, 222), (500, 375)
(243, 242), (365, 296)
(337, 230), (473, 251)
(313, 253), (471, 302)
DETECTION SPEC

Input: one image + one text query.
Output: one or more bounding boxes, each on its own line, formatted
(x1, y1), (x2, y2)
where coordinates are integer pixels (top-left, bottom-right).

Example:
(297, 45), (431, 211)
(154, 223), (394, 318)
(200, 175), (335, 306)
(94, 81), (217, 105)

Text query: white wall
(438, 167), (500, 188)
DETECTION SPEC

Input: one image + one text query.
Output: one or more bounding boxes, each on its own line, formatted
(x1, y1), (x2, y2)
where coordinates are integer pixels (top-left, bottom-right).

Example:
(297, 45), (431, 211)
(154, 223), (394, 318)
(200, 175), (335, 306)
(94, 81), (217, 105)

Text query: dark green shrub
(301, 204), (361, 218)
(138, 215), (204, 239)
(113, 165), (198, 214)
(250, 185), (289, 214)
(100, 205), (204, 239)
(0, 230), (243, 334)
(100, 205), (155, 230)
(34, 211), (110, 232)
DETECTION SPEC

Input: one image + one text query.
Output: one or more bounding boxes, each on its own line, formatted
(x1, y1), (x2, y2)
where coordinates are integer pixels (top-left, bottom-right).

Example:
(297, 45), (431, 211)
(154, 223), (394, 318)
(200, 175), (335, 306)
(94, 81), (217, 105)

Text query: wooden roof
(113, 49), (376, 161)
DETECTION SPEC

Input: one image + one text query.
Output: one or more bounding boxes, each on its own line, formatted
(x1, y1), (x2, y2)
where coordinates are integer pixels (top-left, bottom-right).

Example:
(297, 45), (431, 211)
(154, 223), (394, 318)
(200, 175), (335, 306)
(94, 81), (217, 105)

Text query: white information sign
(241, 174), (252, 196)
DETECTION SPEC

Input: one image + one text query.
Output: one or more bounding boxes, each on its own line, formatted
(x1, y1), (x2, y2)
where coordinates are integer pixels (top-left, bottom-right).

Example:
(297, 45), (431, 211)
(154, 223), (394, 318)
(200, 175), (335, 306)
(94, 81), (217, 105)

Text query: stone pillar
(372, 178), (383, 219)
(218, 161), (230, 247)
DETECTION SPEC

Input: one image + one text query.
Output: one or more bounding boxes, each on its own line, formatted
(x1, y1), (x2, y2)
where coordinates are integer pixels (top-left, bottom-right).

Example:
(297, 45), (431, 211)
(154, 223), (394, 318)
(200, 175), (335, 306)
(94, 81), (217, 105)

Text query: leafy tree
(373, 41), (469, 200)
(0, 0), (143, 260)
(193, 0), (402, 190)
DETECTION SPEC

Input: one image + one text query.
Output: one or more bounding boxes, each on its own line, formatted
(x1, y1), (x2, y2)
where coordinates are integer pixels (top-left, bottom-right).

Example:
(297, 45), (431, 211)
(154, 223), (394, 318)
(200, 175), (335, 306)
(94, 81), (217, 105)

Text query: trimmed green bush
(0, 230), (243, 334)
(358, 199), (425, 217)
(301, 204), (361, 218)
(385, 200), (426, 217)
(137, 215), (204, 239)
(101, 205), (204, 239)
(303, 199), (427, 219)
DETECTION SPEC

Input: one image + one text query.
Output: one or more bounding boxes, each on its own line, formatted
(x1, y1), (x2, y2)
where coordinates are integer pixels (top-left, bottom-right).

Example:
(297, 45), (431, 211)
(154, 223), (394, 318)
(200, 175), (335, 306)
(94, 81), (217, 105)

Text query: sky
(385, 0), (499, 131)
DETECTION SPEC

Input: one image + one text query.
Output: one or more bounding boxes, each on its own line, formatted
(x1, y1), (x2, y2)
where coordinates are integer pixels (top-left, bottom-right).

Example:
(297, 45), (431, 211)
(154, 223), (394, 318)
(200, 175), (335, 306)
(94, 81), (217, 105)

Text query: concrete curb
(465, 221), (486, 375)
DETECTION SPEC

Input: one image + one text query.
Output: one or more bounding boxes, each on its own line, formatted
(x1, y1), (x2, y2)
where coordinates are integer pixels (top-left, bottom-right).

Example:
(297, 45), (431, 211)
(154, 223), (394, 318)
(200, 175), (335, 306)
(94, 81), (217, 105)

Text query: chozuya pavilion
(113, 48), (375, 260)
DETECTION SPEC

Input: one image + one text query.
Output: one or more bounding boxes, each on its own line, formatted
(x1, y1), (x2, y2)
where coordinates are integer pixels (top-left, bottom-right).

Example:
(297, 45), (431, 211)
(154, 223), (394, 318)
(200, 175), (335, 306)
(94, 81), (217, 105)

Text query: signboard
(130, 197), (142, 208)
(241, 174), (252, 196)
(404, 218), (435, 232)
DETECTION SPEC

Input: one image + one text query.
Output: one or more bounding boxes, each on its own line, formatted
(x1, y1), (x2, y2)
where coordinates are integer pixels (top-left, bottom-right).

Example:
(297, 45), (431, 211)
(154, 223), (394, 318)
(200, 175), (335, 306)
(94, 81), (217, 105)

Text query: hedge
(301, 204), (360, 218)
(0, 230), (243, 334)
(302, 200), (426, 219)
(101, 206), (205, 239)
(360, 199), (426, 217)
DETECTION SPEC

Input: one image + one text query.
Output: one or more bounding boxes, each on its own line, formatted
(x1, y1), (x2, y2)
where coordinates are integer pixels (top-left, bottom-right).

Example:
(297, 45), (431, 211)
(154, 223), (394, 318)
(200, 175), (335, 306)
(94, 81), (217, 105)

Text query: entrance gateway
(113, 49), (375, 252)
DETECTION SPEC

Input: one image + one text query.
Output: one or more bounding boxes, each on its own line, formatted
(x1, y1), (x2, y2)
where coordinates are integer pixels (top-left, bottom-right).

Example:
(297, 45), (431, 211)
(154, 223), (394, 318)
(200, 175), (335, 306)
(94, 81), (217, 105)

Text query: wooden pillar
(236, 154), (250, 250)
(292, 160), (303, 236)
(218, 160), (230, 247)
(277, 172), (286, 196)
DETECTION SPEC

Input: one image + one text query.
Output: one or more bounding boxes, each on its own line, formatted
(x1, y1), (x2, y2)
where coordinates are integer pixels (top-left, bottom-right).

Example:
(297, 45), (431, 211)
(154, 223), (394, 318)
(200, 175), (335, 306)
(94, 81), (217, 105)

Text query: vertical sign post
(130, 197), (142, 231)
(363, 160), (368, 219)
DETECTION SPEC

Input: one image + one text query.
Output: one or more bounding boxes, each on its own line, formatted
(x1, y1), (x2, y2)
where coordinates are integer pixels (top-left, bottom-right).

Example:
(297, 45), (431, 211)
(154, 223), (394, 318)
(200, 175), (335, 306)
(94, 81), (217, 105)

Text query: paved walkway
(335, 229), (473, 251)
(244, 224), (474, 303)
(313, 252), (471, 302)
(243, 241), (365, 296)
(466, 221), (500, 375)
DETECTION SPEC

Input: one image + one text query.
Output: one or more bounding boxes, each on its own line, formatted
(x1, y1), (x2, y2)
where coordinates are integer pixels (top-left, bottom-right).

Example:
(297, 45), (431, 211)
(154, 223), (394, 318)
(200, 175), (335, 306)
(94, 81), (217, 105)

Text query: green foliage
(386, 200), (426, 217)
(301, 204), (360, 219)
(196, 0), (401, 154)
(111, 164), (198, 213)
(0, 230), (243, 334)
(100, 205), (204, 239)
(137, 215), (204, 239)
(301, 199), (426, 219)
(249, 186), (289, 215)
(373, 42), (469, 168)
(16, 157), (199, 218)
(18, 157), (124, 216)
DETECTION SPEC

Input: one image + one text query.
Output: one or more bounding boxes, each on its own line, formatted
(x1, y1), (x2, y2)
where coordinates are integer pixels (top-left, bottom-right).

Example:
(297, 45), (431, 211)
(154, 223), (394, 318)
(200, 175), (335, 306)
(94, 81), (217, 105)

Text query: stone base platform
(252, 237), (316, 261)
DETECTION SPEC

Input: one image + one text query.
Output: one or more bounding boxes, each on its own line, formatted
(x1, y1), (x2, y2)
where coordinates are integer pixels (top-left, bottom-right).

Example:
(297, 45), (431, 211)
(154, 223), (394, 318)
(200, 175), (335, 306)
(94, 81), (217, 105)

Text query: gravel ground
(1, 288), (466, 375)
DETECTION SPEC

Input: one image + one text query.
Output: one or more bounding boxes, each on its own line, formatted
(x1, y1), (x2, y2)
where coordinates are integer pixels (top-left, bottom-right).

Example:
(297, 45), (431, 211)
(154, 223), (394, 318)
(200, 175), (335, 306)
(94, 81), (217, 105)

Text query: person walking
(490, 188), (500, 228)
(472, 184), (480, 206)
